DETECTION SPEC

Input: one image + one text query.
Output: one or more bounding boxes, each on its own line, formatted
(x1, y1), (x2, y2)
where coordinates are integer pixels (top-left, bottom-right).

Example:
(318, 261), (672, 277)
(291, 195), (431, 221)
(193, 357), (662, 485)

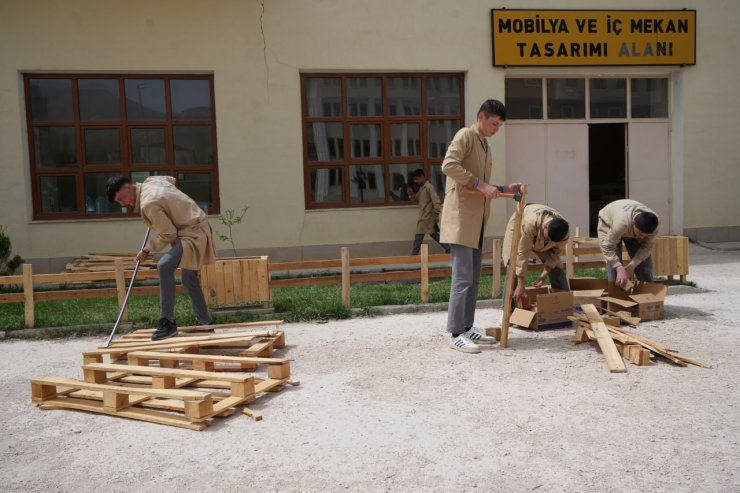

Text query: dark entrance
(588, 123), (626, 235)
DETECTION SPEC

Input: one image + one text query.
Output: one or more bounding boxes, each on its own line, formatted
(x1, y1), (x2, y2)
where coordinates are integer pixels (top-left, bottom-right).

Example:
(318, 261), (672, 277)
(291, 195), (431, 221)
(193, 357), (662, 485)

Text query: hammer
(463, 187), (522, 202)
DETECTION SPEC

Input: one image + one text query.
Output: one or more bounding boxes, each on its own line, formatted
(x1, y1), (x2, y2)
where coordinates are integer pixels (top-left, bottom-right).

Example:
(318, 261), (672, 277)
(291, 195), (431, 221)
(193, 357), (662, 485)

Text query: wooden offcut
(581, 304), (627, 373)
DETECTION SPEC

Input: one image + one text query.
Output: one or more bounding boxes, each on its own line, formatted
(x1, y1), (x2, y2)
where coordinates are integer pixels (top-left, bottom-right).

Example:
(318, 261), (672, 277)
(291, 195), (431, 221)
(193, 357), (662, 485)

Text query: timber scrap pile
(65, 253), (158, 272)
(571, 304), (711, 373)
(30, 321), (298, 430)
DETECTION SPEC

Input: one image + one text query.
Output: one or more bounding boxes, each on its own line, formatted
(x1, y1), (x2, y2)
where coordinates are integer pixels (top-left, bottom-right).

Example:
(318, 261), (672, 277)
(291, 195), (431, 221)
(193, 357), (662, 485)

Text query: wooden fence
(0, 236), (688, 328)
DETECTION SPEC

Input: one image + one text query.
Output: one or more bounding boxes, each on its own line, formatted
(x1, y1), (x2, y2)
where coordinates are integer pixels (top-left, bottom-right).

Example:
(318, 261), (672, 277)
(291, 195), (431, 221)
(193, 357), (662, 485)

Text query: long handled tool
(103, 228), (151, 347)
(463, 188), (522, 201)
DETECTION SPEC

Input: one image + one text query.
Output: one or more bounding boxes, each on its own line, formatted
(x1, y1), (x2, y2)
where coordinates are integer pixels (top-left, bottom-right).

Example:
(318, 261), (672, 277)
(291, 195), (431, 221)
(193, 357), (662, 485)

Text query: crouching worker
(107, 175), (216, 340)
(502, 204), (570, 303)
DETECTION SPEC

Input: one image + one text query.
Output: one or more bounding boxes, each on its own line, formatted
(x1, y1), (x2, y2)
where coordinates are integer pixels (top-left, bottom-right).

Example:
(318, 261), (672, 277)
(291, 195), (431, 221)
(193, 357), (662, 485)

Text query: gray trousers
(605, 238), (653, 282)
(411, 227), (450, 255)
(158, 242), (211, 324)
(446, 243), (483, 333)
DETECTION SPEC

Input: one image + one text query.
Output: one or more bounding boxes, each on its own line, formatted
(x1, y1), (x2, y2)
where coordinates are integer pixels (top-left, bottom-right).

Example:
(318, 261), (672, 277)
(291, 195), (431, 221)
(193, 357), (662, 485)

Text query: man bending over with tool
(106, 175), (216, 340)
(503, 204), (570, 303)
(597, 199), (659, 289)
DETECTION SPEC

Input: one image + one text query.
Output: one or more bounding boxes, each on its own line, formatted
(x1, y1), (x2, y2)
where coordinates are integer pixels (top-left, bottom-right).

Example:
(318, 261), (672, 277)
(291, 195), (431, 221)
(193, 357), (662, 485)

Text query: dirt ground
(1, 244), (739, 493)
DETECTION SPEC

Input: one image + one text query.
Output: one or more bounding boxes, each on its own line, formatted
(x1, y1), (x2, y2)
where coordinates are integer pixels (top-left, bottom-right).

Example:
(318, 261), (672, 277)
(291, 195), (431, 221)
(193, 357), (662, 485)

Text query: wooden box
(199, 256), (270, 307)
(651, 236), (689, 278)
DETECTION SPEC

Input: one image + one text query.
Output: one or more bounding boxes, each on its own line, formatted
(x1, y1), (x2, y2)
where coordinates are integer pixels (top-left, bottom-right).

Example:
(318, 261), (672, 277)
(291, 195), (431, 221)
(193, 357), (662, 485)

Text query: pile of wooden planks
(30, 321), (298, 430)
(571, 304), (711, 373)
(65, 253), (158, 272)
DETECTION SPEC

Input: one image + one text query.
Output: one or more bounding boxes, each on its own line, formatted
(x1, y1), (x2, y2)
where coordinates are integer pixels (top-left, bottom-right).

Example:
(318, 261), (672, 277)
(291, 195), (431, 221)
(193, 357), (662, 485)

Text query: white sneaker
(464, 326), (497, 345)
(450, 334), (481, 354)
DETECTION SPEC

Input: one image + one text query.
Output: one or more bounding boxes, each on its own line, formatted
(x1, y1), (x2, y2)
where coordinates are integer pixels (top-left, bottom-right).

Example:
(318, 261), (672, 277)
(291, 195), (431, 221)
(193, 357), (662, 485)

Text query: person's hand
(136, 250), (149, 263)
(513, 279), (528, 302)
(533, 271), (548, 288)
(506, 182), (523, 194)
(615, 265), (631, 289)
(477, 181), (500, 199)
(406, 186), (414, 195)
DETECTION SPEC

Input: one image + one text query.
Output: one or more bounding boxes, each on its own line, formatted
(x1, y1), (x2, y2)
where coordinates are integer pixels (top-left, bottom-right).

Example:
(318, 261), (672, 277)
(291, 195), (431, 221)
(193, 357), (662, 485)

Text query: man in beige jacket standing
(408, 169), (449, 255)
(440, 99), (520, 353)
(502, 204), (570, 302)
(107, 175), (217, 340)
(597, 199), (659, 289)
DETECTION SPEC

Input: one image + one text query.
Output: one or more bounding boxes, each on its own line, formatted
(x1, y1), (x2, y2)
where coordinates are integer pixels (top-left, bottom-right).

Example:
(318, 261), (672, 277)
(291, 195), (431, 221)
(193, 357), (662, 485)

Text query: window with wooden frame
(301, 73), (464, 208)
(24, 73), (219, 220)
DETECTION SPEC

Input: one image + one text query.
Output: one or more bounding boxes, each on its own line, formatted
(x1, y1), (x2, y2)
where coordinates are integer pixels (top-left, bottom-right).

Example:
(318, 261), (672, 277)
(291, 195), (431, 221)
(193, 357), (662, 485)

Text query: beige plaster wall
(0, 0), (738, 265)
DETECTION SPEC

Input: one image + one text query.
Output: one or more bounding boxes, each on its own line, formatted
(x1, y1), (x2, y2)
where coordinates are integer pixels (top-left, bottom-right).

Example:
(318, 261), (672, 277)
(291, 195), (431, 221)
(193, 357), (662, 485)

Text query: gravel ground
(1, 244), (738, 493)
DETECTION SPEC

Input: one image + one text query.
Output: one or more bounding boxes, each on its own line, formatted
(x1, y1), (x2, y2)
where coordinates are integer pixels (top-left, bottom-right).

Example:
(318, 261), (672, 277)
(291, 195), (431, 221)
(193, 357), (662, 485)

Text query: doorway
(588, 123), (626, 235)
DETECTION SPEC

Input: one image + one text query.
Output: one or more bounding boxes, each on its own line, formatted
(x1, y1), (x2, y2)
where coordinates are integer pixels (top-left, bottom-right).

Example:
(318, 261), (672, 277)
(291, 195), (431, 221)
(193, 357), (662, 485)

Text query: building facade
(1, 0), (738, 272)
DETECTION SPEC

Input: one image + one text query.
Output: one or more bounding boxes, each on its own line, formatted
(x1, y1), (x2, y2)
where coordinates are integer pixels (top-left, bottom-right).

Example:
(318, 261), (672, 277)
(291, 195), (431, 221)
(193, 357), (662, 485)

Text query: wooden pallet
(32, 325), (297, 429)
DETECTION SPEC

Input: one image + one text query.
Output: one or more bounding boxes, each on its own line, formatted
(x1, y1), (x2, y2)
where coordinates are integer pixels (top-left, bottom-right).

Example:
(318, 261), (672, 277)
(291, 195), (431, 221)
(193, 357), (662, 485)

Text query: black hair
(547, 218), (569, 242)
(410, 168), (425, 178)
(634, 211), (659, 234)
(478, 99), (507, 121)
(106, 175), (131, 202)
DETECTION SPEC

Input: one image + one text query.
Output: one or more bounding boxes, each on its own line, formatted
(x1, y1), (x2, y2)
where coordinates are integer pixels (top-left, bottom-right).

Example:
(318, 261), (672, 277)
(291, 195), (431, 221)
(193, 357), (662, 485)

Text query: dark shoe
(152, 318), (178, 341)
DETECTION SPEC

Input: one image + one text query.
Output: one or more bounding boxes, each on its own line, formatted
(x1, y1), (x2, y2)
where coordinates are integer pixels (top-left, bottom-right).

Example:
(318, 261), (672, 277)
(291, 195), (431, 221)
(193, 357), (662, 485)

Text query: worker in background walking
(502, 204), (570, 303)
(440, 99), (521, 354)
(408, 169), (449, 255)
(106, 175), (216, 340)
(597, 199), (659, 289)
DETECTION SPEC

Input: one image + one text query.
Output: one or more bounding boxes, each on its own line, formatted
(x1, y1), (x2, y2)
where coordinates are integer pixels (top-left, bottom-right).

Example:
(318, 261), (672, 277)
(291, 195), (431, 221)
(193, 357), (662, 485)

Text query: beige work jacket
(408, 181), (442, 235)
(135, 176), (217, 270)
(502, 204), (568, 277)
(439, 124), (492, 249)
(597, 199), (659, 270)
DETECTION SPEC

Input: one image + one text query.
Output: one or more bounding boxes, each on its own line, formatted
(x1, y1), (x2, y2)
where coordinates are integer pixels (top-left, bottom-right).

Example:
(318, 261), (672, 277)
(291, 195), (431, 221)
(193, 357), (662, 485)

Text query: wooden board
(581, 304), (627, 373)
(500, 184), (527, 348)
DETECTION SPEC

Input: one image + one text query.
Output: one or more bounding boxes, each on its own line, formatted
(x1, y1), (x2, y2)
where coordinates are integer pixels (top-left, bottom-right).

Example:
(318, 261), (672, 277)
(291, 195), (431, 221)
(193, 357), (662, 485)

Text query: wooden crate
(199, 256), (270, 307)
(651, 236), (689, 278)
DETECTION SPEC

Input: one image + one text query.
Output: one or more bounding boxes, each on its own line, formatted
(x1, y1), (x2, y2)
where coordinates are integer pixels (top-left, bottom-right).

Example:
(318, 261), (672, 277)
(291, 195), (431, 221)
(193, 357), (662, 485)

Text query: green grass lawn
(0, 269), (607, 331)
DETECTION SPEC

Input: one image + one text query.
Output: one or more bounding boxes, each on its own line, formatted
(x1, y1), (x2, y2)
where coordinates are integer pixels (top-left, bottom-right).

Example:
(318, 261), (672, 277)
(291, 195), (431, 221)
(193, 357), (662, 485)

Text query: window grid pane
(302, 73), (464, 208)
(25, 74), (219, 219)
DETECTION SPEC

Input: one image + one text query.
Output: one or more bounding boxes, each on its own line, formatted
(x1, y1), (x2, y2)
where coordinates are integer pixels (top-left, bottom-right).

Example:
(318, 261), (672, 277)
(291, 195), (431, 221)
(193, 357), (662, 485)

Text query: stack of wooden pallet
(30, 321), (298, 430)
(65, 253), (158, 272)
(571, 304), (710, 373)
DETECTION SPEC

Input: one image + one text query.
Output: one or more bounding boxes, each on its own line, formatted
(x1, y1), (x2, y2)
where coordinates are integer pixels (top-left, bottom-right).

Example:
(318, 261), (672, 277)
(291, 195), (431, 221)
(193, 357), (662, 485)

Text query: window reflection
(631, 79), (668, 118)
(310, 168), (343, 203)
(590, 79), (626, 118)
(347, 78), (381, 116)
(390, 124), (421, 157)
(79, 79), (120, 121)
(427, 77), (460, 115)
(389, 163), (421, 201)
(307, 122), (344, 161)
(34, 127), (77, 168)
(131, 128), (166, 164)
(387, 77), (421, 116)
(29, 79), (74, 121)
(84, 172), (119, 214)
(305, 78), (341, 117)
(428, 120), (459, 158)
(125, 79), (166, 120)
(177, 173), (212, 213)
(505, 78), (543, 119)
(547, 79), (585, 119)
(171, 80), (212, 120)
(350, 124), (382, 158)
(40, 176), (77, 213)
(349, 165), (385, 203)
(173, 125), (213, 165)
(85, 128), (120, 165)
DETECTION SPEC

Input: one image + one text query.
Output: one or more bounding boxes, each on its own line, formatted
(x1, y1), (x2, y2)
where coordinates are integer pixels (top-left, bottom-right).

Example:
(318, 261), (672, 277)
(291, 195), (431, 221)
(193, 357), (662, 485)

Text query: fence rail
(0, 236), (688, 328)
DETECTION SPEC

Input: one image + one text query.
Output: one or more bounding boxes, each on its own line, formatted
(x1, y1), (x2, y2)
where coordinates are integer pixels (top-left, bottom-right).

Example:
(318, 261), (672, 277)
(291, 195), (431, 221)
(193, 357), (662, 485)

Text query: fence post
(492, 239), (502, 299)
(22, 263), (34, 329)
(341, 247), (350, 307)
(420, 243), (429, 303)
(114, 258), (129, 322)
(566, 236), (574, 279)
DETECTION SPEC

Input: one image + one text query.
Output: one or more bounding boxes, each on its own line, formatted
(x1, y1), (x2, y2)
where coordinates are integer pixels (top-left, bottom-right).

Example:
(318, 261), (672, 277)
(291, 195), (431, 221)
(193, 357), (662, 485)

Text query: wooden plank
(581, 304), (627, 373)
(231, 260), (243, 303)
(501, 184), (527, 348)
(248, 258), (260, 302)
(268, 259), (343, 272)
(341, 247), (350, 307)
(492, 238), (502, 299)
(31, 376), (210, 401)
(420, 244), (429, 303)
(223, 259), (235, 304)
(82, 363), (257, 384)
(215, 260), (226, 305)
(37, 397), (208, 430)
(257, 257), (270, 303)
(23, 264), (34, 329)
(565, 237), (575, 279)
